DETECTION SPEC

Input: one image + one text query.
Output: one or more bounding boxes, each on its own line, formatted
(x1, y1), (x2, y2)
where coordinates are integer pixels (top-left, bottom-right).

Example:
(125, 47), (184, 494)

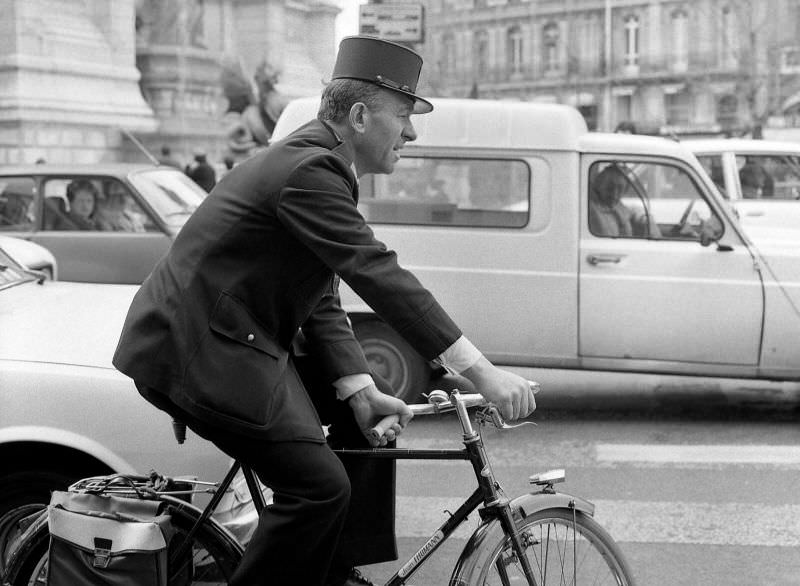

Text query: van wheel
(351, 320), (430, 403)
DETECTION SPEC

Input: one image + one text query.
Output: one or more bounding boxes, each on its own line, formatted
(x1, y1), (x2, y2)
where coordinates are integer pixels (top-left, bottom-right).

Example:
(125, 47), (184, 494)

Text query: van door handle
(587, 254), (624, 265)
(744, 210), (764, 217)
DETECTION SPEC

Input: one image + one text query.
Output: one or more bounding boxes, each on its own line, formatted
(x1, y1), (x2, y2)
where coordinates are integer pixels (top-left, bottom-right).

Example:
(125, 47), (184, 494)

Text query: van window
(588, 160), (723, 243)
(695, 155), (727, 196)
(361, 157), (530, 228)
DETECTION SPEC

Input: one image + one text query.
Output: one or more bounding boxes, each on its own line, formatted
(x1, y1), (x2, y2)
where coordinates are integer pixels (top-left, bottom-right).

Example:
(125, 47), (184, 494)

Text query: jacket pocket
(183, 292), (288, 427)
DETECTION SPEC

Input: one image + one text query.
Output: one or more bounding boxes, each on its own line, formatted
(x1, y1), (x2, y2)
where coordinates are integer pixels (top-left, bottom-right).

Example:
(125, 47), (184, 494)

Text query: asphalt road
(359, 399), (800, 585)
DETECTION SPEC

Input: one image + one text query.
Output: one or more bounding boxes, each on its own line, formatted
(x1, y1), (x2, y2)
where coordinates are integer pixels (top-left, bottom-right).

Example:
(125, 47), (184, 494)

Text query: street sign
(359, 3), (424, 43)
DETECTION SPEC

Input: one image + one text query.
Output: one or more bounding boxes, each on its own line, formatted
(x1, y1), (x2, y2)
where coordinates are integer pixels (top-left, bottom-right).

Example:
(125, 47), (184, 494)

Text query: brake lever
(476, 405), (537, 430)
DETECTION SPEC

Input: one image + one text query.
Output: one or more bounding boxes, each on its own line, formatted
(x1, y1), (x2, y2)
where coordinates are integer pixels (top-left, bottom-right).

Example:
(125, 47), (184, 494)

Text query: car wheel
(351, 319), (431, 403)
(0, 470), (75, 519)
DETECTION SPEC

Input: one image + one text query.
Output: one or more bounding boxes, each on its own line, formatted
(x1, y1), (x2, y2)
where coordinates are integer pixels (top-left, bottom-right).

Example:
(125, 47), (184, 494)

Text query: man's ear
(348, 102), (369, 134)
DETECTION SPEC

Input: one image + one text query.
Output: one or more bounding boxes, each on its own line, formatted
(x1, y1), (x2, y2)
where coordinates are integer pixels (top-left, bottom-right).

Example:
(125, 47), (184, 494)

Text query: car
(0, 236), (57, 280)
(684, 138), (800, 233)
(0, 242), (231, 526)
(0, 164), (207, 284)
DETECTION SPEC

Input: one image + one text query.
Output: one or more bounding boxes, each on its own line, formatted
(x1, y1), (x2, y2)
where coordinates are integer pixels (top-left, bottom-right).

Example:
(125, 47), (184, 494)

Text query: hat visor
(380, 84), (433, 114)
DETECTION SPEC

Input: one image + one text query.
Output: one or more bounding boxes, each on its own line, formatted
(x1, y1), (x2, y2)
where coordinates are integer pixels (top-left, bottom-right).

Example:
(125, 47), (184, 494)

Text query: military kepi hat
(332, 35), (433, 114)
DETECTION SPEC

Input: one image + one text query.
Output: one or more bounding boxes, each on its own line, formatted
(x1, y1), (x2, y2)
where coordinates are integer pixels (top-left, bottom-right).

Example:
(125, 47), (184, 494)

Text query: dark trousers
(136, 357), (396, 586)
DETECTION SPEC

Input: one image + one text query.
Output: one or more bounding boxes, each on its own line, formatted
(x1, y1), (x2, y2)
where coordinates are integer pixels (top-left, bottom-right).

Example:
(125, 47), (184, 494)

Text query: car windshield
(0, 247), (36, 290)
(128, 168), (207, 232)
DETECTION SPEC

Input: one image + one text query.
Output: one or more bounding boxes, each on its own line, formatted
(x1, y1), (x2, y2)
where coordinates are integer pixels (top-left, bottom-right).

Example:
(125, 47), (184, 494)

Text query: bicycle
(2, 389), (636, 585)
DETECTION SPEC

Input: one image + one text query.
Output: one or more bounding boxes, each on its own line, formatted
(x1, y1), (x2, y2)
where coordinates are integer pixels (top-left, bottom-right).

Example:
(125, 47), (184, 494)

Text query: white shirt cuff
(333, 373), (375, 401)
(433, 335), (482, 374)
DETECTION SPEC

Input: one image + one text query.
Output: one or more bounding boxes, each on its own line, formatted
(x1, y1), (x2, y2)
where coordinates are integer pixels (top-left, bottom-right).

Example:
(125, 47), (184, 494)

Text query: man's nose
(402, 122), (417, 142)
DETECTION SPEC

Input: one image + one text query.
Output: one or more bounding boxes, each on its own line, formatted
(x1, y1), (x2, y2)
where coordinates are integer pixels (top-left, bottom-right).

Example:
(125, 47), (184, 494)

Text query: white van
(272, 97), (800, 404)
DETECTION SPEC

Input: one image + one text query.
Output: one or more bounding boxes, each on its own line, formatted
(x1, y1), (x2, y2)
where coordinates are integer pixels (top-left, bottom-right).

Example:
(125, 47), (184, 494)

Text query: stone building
(0, 0), (339, 166)
(410, 0), (800, 138)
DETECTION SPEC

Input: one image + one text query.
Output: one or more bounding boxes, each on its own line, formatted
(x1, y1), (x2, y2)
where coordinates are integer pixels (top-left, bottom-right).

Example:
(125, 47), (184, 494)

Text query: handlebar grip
(367, 414), (401, 444)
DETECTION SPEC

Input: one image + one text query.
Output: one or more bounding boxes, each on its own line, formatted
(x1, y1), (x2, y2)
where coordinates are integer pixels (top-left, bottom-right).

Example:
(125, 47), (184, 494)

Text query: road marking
(596, 444), (800, 466)
(593, 500), (800, 547)
(395, 497), (800, 547)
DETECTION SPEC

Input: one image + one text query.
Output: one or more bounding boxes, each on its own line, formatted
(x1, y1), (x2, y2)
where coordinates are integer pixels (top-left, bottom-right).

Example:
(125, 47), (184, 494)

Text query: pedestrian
(112, 35), (536, 586)
(186, 149), (217, 192)
(157, 144), (182, 169)
(614, 120), (637, 134)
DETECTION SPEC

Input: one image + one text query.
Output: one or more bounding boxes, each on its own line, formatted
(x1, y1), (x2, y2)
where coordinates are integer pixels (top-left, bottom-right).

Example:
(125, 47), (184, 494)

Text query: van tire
(351, 319), (430, 403)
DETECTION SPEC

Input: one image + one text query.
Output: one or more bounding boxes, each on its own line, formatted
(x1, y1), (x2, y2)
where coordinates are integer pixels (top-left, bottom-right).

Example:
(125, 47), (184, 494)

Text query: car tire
(351, 319), (431, 403)
(0, 470), (75, 520)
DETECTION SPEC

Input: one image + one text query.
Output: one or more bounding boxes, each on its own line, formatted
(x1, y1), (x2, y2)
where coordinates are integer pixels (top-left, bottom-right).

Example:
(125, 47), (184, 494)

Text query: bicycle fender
(448, 492), (595, 586)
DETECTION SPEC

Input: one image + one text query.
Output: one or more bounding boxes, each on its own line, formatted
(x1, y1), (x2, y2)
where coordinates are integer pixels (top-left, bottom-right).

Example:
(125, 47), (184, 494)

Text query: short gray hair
(317, 79), (384, 123)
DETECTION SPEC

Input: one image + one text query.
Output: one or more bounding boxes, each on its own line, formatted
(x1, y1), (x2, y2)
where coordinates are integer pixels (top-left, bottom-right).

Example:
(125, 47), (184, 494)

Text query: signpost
(359, 3), (424, 44)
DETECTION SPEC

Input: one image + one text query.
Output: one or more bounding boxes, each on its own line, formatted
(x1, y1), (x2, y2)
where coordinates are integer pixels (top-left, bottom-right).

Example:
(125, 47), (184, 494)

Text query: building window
(442, 34), (456, 76)
(720, 5), (738, 68)
(623, 15), (639, 68)
(475, 30), (489, 78)
(717, 94), (738, 128)
(672, 9), (688, 72)
(665, 90), (690, 126)
(616, 94), (632, 124)
(508, 26), (523, 75)
(543, 22), (560, 73)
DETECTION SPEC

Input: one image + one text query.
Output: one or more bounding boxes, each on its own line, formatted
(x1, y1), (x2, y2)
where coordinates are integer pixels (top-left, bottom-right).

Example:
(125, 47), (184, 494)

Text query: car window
(97, 179), (159, 232)
(361, 156), (530, 228)
(588, 160), (723, 244)
(41, 177), (157, 233)
(0, 177), (36, 231)
(735, 154), (800, 200)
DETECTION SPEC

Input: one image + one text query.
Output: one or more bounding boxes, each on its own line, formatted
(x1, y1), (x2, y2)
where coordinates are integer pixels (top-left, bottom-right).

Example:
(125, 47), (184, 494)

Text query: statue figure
(222, 59), (290, 154)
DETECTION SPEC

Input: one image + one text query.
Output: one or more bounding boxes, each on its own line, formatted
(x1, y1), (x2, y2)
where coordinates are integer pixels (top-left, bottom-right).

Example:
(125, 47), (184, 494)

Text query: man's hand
(461, 356), (537, 420)
(348, 385), (414, 447)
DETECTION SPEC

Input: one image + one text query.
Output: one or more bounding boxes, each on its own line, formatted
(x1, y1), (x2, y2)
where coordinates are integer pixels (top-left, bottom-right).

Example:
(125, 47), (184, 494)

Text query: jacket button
(247, 333), (255, 342)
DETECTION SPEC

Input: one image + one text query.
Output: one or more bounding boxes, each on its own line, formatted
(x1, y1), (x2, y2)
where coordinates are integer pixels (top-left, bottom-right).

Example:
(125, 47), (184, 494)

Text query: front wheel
(3, 500), (243, 585)
(455, 508), (636, 585)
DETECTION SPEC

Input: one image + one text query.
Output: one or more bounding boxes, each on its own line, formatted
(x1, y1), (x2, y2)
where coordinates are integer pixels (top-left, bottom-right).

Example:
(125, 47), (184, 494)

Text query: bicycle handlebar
(367, 383), (540, 443)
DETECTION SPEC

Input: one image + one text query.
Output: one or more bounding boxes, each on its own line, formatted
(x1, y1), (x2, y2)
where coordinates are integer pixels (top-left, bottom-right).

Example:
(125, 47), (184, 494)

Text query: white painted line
(395, 497), (800, 547)
(596, 444), (800, 466)
(593, 500), (800, 547)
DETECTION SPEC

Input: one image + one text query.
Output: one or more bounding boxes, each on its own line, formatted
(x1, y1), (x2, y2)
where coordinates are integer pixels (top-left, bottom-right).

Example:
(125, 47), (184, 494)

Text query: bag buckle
(93, 537), (112, 568)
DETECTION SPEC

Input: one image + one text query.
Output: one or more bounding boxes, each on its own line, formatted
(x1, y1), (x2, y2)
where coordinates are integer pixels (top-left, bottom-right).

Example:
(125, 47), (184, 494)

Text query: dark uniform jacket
(113, 119), (461, 441)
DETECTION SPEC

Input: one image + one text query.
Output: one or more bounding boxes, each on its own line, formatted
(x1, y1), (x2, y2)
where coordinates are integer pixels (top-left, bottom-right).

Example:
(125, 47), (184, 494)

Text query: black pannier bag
(46, 486), (175, 586)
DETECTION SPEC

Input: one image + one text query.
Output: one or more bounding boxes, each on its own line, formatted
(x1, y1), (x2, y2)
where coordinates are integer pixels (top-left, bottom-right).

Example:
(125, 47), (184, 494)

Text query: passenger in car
(96, 183), (145, 232)
(64, 179), (102, 230)
(588, 164), (661, 238)
(739, 161), (772, 199)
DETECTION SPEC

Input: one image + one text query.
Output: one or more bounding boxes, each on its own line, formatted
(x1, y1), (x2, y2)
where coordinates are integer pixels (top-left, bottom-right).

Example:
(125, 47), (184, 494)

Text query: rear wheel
(0, 504), (45, 575)
(3, 500), (243, 585)
(351, 319), (431, 403)
(456, 508), (635, 585)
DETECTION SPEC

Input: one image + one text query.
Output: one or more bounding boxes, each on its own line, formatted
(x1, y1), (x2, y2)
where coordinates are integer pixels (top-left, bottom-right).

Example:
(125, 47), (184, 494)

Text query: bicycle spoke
(478, 514), (631, 586)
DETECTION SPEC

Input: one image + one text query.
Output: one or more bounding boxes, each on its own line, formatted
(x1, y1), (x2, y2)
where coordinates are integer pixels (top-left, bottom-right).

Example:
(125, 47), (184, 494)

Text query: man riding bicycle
(113, 35), (536, 586)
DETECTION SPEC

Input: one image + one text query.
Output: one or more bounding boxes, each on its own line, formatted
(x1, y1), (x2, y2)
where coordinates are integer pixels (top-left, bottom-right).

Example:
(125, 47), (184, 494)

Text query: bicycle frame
(173, 390), (596, 586)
